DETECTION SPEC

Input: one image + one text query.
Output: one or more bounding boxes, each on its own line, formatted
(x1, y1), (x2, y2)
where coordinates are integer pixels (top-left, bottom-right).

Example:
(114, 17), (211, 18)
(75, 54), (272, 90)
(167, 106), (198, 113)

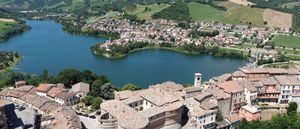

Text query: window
(211, 117), (214, 121)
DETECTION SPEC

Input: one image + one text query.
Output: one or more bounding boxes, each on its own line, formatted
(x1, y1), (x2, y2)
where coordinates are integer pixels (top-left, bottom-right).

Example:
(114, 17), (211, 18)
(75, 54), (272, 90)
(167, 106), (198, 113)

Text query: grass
(286, 54), (300, 61)
(57, 0), (86, 13)
(272, 35), (300, 49)
(264, 62), (299, 68)
(189, 1), (265, 26)
(281, 1), (300, 9)
(188, 2), (232, 23)
(0, 20), (18, 41)
(86, 11), (119, 23)
(124, 4), (170, 20)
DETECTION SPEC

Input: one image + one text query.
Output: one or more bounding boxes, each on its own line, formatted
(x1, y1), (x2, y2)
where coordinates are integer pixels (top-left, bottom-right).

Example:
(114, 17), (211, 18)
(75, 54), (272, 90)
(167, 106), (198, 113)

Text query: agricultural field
(124, 4), (170, 20)
(272, 35), (300, 49)
(188, 2), (232, 23)
(189, 1), (265, 26)
(281, 1), (300, 9)
(86, 11), (119, 23)
(55, 0), (86, 13)
(263, 9), (293, 29)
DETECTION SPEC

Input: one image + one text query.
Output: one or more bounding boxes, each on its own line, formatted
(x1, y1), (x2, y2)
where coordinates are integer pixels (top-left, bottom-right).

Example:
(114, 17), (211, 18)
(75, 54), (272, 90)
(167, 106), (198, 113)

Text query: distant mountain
(0, 0), (72, 10)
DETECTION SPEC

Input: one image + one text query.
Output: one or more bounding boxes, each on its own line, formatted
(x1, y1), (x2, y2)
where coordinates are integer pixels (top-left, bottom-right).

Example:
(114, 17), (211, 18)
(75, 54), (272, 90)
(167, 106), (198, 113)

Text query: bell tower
(194, 73), (202, 87)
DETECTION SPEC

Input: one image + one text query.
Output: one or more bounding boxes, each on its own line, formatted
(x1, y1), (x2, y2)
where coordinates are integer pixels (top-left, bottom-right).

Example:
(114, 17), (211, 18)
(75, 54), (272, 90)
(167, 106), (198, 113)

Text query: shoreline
(92, 44), (250, 60)
(0, 57), (21, 73)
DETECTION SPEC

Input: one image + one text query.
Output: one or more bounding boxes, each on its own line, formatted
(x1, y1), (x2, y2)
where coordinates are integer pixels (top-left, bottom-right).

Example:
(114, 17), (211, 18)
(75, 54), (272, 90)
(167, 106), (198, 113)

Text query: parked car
(7, 120), (13, 127)
(82, 113), (89, 117)
(76, 112), (82, 115)
(89, 115), (96, 119)
(18, 106), (26, 111)
(22, 124), (33, 129)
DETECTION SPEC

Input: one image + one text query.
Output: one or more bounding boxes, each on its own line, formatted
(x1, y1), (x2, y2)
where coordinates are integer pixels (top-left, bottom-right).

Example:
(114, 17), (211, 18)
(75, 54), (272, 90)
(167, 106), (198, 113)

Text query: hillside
(0, 0), (72, 10)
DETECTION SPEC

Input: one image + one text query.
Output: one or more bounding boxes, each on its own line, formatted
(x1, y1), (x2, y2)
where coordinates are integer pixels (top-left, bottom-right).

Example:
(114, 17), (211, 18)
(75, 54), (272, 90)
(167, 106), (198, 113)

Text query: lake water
(0, 20), (248, 87)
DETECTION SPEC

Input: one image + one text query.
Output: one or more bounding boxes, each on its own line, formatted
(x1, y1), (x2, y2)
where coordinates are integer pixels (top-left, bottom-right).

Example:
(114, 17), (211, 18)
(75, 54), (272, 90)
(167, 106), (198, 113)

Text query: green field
(189, 1), (265, 26)
(0, 21), (17, 40)
(57, 0), (86, 13)
(272, 35), (300, 49)
(124, 4), (170, 20)
(188, 2), (232, 23)
(281, 1), (300, 9)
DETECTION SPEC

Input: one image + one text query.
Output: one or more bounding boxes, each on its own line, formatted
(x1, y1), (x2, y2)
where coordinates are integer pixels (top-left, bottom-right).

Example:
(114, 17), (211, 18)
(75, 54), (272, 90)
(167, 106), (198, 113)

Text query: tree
(81, 70), (97, 84)
(91, 97), (102, 111)
(90, 79), (105, 97)
(56, 68), (81, 88)
(287, 102), (298, 115)
(120, 83), (141, 91)
(216, 111), (224, 122)
(83, 95), (93, 106)
(100, 83), (116, 100)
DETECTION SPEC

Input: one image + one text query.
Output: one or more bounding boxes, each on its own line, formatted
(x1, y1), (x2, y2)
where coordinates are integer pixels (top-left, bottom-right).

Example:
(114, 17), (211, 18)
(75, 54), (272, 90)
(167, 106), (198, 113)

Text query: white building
(275, 76), (300, 104)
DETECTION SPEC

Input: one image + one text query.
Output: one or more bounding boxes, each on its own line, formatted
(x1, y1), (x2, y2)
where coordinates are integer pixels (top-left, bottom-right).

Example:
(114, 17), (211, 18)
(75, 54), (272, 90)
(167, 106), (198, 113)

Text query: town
(1, 66), (300, 129)
(86, 15), (293, 60)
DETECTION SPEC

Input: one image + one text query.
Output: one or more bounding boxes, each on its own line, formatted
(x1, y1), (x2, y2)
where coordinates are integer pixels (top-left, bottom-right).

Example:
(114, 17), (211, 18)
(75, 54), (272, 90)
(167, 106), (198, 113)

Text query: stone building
(98, 82), (184, 129)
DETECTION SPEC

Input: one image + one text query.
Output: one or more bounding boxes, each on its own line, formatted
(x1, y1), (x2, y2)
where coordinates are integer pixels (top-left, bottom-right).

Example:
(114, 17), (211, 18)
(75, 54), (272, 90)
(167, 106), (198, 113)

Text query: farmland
(189, 1), (265, 26)
(124, 4), (170, 20)
(188, 2), (232, 23)
(272, 35), (300, 49)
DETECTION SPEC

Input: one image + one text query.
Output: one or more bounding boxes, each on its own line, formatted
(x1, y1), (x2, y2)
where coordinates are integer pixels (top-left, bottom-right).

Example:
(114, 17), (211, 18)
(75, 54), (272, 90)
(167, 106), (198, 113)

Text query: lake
(0, 20), (248, 87)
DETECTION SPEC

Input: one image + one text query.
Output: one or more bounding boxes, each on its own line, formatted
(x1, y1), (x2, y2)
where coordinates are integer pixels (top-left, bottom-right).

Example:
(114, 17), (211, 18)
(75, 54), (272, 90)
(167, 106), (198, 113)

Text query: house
(239, 105), (261, 121)
(226, 114), (241, 129)
(217, 81), (246, 114)
(232, 71), (246, 80)
(206, 87), (231, 117)
(15, 81), (26, 88)
(99, 82), (184, 129)
(238, 80), (257, 105)
(257, 77), (280, 103)
(36, 84), (55, 97)
(275, 76), (300, 104)
(55, 92), (77, 106)
(185, 92), (218, 129)
(184, 86), (203, 99)
(72, 82), (90, 98)
(15, 85), (36, 94)
(47, 87), (66, 99)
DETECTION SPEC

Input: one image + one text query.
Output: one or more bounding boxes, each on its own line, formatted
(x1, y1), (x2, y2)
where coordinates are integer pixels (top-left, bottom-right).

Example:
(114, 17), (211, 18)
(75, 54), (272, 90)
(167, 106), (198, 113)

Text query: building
(185, 92), (218, 129)
(275, 76), (300, 104)
(98, 82), (184, 129)
(239, 105), (261, 121)
(15, 81), (26, 88)
(72, 82), (90, 98)
(0, 89), (81, 129)
(217, 81), (246, 113)
(257, 77), (280, 103)
(206, 87), (231, 117)
(55, 92), (77, 106)
(225, 114), (241, 129)
(232, 71), (246, 81)
(194, 73), (202, 87)
(184, 86), (203, 99)
(238, 80), (257, 105)
(36, 84), (56, 97)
